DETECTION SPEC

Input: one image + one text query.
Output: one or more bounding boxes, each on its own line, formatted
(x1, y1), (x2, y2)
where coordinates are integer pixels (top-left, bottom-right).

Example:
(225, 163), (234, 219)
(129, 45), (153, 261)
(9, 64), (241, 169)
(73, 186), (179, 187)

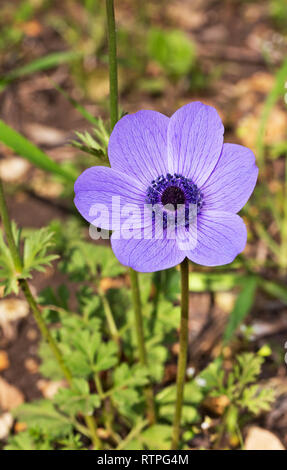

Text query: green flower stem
(105, 0), (156, 424)
(0, 178), (101, 450)
(129, 268), (156, 425)
(98, 286), (120, 347)
(18, 279), (73, 384)
(171, 257), (189, 450)
(106, 0), (118, 131)
(95, 372), (104, 398)
(83, 414), (101, 448)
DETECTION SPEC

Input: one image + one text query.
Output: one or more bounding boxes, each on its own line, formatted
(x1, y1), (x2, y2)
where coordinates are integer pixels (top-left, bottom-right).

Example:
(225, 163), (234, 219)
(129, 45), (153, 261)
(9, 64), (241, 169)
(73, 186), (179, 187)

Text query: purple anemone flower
(74, 102), (258, 272)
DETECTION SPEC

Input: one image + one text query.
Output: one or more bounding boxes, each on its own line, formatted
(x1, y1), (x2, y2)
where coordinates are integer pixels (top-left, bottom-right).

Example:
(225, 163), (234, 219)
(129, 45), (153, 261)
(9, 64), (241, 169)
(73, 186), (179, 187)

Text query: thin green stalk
(95, 372), (104, 398)
(0, 178), (101, 450)
(171, 257), (189, 450)
(18, 278), (73, 384)
(129, 268), (146, 364)
(106, 0), (118, 130)
(116, 418), (148, 450)
(95, 373), (121, 446)
(104, 400), (121, 446)
(98, 286), (120, 346)
(84, 414), (101, 449)
(236, 423), (245, 450)
(129, 268), (156, 425)
(150, 271), (161, 334)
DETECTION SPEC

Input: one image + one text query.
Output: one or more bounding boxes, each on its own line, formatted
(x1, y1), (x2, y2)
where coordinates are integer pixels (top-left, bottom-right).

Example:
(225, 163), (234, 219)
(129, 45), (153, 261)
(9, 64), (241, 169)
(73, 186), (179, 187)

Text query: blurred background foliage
(0, 0), (287, 451)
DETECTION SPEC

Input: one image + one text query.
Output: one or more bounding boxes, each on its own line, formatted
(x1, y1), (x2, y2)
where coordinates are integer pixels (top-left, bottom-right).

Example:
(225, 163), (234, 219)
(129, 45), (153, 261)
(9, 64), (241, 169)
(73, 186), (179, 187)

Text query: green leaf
(39, 284), (70, 312)
(239, 385), (275, 415)
(0, 227), (19, 294)
(123, 439), (144, 451)
(13, 400), (73, 438)
(161, 268), (180, 301)
(39, 330), (97, 381)
(38, 342), (66, 380)
(38, 303), (104, 380)
(96, 245), (126, 277)
(140, 424), (172, 450)
(146, 343), (168, 382)
(62, 347), (93, 377)
(79, 291), (102, 321)
(233, 353), (263, 387)
(0, 225), (59, 295)
(112, 388), (140, 419)
(22, 228), (58, 277)
(111, 364), (149, 419)
(159, 404), (198, 425)
(156, 380), (203, 406)
(4, 430), (53, 450)
(72, 330), (101, 365)
(94, 341), (118, 372)
(152, 300), (180, 335)
(224, 276), (258, 343)
(156, 381), (202, 425)
(198, 358), (225, 393)
(60, 242), (125, 282)
(0, 120), (76, 181)
(58, 433), (86, 450)
(113, 363), (149, 389)
(198, 353), (274, 419)
(72, 131), (107, 159)
(54, 379), (100, 416)
(5, 431), (37, 450)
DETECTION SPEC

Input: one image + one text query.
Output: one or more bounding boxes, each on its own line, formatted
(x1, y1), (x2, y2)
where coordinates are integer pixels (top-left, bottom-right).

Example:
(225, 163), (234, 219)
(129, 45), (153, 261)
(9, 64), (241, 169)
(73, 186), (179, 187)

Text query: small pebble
(0, 351), (10, 371)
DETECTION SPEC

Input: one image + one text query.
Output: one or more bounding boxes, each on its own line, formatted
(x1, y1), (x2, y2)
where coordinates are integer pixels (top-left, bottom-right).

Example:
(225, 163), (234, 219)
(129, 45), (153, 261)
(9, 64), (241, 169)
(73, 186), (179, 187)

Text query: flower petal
(108, 110), (169, 188)
(111, 229), (185, 272)
(201, 144), (258, 213)
(167, 102), (224, 187)
(74, 166), (145, 230)
(179, 210), (247, 266)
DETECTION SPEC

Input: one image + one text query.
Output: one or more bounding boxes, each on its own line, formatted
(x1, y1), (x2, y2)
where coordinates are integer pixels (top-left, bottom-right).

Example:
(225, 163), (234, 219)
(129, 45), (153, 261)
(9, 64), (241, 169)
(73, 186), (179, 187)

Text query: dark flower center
(145, 173), (204, 229)
(161, 186), (185, 209)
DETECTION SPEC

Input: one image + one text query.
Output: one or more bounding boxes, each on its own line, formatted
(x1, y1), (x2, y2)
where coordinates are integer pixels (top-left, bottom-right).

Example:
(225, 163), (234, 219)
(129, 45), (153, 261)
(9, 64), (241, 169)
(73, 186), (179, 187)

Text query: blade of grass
(0, 51), (81, 91)
(52, 82), (100, 126)
(264, 190), (282, 233)
(260, 278), (287, 304)
(253, 220), (281, 259)
(223, 276), (258, 343)
(0, 120), (76, 182)
(256, 57), (287, 166)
